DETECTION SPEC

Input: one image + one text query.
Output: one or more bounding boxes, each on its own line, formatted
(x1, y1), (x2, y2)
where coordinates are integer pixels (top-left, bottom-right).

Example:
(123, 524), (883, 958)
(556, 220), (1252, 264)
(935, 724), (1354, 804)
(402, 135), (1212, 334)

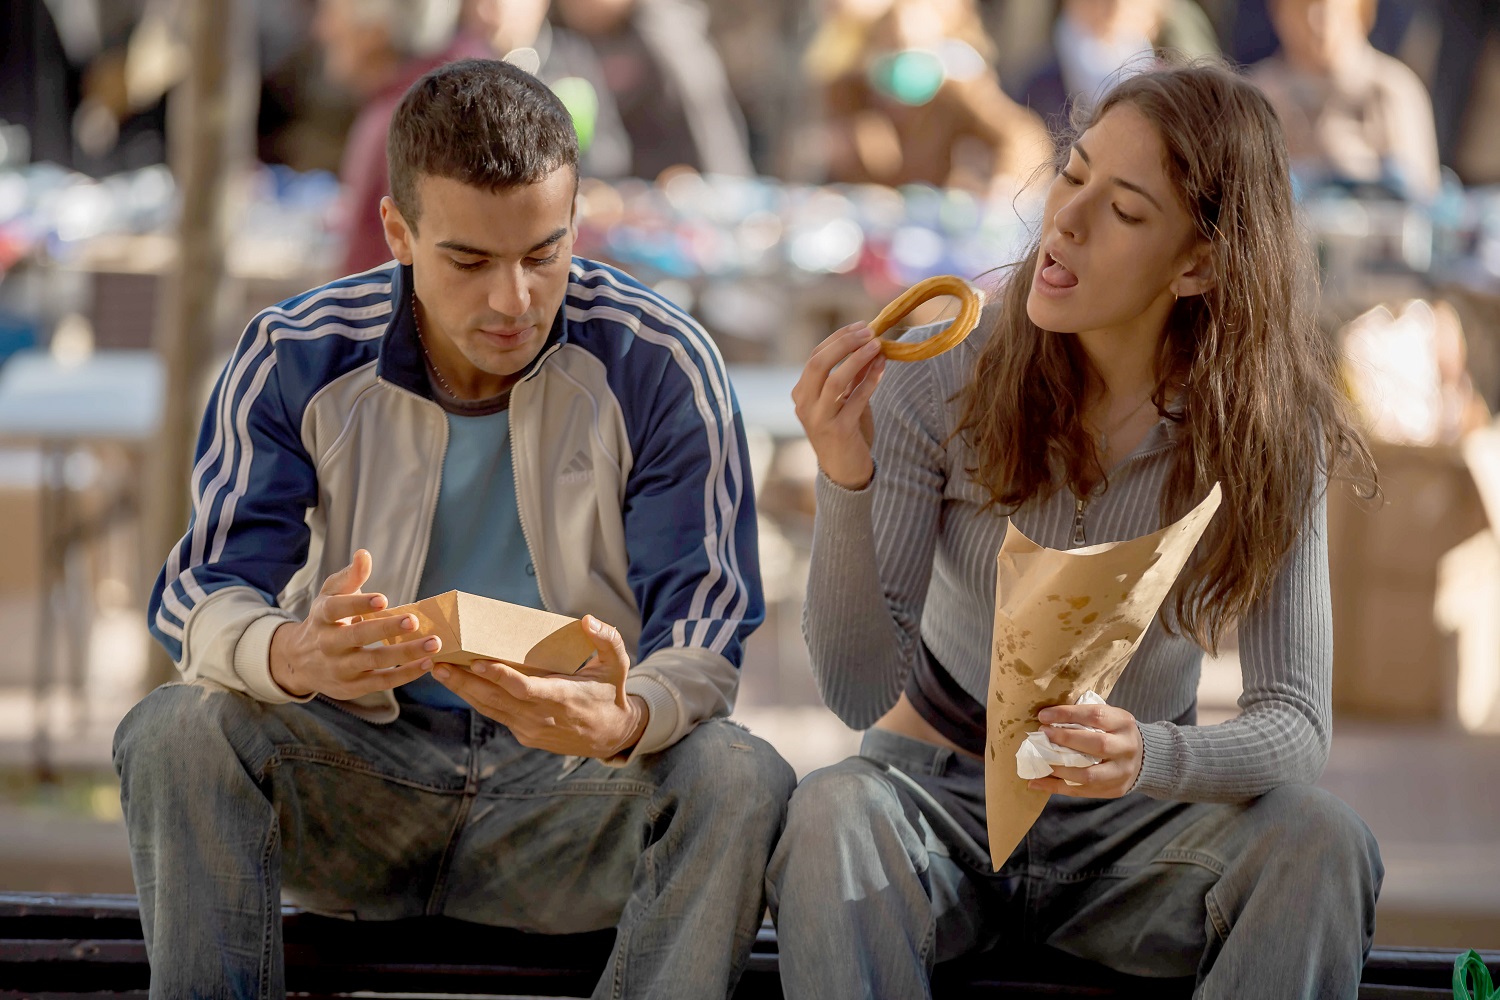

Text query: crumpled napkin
(1015, 690), (1108, 783)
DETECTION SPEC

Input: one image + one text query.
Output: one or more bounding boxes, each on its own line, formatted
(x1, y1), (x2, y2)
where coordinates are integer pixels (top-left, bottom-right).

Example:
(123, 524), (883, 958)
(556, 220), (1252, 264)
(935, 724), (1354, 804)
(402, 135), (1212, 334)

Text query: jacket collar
(376, 263), (570, 398)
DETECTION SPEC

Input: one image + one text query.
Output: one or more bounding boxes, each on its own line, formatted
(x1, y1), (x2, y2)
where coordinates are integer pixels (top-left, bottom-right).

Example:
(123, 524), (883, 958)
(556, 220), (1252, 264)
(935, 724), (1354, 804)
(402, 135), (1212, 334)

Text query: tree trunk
(143, 0), (257, 689)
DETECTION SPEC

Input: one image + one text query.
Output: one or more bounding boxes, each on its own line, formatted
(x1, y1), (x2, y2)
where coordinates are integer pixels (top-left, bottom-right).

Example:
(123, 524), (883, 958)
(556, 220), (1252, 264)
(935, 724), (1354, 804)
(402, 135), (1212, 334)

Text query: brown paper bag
(984, 483), (1223, 868)
(365, 590), (596, 676)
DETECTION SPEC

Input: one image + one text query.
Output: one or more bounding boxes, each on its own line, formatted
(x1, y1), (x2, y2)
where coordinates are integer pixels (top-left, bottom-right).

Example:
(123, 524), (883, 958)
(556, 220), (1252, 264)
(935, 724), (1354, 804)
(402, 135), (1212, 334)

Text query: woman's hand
(791, 323), (887, 490)
(1026, 702), (1145, 799)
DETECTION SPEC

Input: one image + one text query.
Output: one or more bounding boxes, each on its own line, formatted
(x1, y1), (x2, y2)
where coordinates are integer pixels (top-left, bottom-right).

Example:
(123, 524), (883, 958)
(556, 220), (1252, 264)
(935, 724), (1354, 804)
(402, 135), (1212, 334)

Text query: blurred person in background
(1, 0), (362, 178)
(694, 0), (808, 177)
(1, 0), (85, 169)
(1, 0), (314, 175)
(314, 0), (490, 275)
(1250, 0), (1440, 201)
(1428, 0), (1500, 177)
(1216, 0), (1423, 71)
(807, 0), (1053, 197)
(552, 0), (754, 179)
(1020, 0), (1221, 127)
(258, 0), (360, 173)
(463, 0), (632, 178)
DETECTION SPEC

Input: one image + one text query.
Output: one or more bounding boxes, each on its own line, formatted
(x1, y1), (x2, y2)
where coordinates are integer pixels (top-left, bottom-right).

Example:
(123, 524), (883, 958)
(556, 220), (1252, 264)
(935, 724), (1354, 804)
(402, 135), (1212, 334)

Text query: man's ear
(1170, 240), (1216, 299)
(380, 196), (416, 266)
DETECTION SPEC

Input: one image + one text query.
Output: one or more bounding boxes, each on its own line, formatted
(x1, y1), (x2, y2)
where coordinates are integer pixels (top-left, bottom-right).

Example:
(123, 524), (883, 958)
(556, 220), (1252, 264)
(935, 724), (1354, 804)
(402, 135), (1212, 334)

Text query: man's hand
(433, 615), (649, 758)
(1025, 702), (1144, 799)
(268, 549), (438, 699)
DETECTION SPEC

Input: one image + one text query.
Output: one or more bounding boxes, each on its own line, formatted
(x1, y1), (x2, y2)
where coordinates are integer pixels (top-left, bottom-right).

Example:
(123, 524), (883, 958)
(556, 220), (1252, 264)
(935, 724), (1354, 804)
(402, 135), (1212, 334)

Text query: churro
(870, 275), (984, 362)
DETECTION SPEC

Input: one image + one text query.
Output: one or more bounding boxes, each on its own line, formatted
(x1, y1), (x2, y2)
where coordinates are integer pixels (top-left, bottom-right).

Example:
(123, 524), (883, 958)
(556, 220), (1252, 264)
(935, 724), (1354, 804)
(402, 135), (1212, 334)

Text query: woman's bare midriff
(872, 693), (982, 760)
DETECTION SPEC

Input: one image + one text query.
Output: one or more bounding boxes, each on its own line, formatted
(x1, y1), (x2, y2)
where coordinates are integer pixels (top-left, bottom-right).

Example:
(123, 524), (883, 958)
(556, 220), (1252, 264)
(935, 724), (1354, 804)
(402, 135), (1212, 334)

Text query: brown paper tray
(365, 590), (595, 676)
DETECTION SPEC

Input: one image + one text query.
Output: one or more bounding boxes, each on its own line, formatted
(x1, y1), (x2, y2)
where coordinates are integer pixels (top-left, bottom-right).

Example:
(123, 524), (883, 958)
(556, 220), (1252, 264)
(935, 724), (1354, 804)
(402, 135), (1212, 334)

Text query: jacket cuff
(602, 675), (679, 767)
(234, 614), (315, 704)
(1132, 721), (1180, 798)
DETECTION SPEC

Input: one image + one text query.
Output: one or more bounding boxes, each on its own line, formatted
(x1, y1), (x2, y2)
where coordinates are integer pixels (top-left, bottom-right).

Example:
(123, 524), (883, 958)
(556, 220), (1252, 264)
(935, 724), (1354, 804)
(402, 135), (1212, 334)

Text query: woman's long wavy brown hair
(955, 63), (1375, 653)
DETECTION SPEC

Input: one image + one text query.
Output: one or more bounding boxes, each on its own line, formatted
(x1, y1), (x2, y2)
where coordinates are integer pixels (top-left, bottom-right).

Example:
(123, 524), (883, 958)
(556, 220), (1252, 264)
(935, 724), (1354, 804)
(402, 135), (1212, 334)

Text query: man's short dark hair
(387, 58), (580, 230)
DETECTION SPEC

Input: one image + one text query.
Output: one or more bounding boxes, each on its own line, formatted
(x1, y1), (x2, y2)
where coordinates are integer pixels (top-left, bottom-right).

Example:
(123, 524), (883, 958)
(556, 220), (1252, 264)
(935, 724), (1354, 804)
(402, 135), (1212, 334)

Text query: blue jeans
(113, 681), (795, 999)
(766, 729), (1383, 999)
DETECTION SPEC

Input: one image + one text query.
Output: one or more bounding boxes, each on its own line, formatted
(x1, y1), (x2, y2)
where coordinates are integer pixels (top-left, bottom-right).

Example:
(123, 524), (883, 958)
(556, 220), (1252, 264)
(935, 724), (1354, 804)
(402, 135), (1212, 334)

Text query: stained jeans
(766, 728), (1383, 1000)
(112, 681), (796, 1000)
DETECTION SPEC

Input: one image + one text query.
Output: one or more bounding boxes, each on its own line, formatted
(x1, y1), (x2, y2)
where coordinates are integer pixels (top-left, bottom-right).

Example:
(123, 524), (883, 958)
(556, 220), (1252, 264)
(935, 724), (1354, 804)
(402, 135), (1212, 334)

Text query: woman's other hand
(1027, 702), (1145, 799)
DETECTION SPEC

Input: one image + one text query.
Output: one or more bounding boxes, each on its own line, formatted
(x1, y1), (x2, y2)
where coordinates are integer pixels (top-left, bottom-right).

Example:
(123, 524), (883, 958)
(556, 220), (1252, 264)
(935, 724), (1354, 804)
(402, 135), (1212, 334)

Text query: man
(114, 58), (793, 999)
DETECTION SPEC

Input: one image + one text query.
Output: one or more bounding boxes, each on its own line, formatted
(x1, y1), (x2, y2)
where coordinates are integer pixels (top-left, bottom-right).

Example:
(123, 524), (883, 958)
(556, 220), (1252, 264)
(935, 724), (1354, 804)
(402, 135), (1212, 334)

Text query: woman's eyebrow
(1073, 142), (1165, 212)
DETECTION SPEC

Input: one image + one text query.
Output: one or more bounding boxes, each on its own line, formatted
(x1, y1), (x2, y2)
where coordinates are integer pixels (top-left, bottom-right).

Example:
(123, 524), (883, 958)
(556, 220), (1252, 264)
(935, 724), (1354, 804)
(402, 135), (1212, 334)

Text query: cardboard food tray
(365, 590), (595, 676)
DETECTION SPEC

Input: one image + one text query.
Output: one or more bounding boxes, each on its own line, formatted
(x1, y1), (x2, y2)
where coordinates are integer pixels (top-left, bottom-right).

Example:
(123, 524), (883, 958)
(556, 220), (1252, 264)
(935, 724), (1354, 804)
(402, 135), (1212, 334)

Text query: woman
(770, 64), (1383, 998)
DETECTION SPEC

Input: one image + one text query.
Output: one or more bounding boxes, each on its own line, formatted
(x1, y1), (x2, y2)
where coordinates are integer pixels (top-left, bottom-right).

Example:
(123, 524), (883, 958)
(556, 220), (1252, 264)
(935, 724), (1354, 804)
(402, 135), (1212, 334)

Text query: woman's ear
(1170, 241), (1216, 299)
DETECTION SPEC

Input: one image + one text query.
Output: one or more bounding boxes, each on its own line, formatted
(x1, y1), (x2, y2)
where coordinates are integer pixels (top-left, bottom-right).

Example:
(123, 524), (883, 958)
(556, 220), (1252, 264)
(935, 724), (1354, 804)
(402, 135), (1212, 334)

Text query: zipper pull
(1072, 496), (1087, 547)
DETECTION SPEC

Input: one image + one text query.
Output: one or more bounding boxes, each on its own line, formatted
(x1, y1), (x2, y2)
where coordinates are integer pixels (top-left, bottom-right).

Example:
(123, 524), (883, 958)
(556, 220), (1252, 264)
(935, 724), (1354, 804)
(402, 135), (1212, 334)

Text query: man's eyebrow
(435, 228), (570, 257)
(436, 239), (497, 257)
(1072, 142), (1165, 212)
(526, 227), (570, 254)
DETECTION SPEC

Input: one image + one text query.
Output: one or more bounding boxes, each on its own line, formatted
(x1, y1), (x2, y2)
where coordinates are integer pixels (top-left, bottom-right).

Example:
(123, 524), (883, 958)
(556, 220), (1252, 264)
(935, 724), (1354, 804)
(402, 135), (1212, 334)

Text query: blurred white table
(0, 349), (163, 778)
(0, 350), (163, 441)
(727, 364), (802, 440)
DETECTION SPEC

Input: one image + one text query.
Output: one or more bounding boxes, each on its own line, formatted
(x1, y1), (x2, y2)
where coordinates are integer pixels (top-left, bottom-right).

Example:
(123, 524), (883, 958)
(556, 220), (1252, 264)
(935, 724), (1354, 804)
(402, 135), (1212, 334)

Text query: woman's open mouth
(1037, 252), (1078, 291)
(1038, 254), (1074, 289)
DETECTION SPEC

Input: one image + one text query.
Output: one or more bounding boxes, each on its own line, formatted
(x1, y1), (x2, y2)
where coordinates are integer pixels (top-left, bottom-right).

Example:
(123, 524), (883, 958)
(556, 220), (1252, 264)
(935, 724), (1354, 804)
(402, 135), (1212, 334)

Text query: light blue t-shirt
(401, 406), (543, 710)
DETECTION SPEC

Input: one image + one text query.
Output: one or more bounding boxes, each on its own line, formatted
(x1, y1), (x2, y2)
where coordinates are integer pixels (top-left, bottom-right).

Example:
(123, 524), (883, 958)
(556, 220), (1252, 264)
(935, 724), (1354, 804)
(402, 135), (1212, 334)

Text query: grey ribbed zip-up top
(804, 324), (1333, 803)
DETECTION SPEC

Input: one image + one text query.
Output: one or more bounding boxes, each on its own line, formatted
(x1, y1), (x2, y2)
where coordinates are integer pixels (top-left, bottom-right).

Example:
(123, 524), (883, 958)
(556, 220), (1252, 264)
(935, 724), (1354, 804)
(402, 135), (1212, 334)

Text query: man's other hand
(433, 614), (649, 759)
(268, 549), (437, 699)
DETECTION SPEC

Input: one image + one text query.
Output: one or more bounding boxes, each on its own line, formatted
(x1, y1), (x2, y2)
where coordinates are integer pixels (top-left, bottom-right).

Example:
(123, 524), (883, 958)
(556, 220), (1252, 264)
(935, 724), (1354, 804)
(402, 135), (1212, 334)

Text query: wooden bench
(1, 892), (1490, 998)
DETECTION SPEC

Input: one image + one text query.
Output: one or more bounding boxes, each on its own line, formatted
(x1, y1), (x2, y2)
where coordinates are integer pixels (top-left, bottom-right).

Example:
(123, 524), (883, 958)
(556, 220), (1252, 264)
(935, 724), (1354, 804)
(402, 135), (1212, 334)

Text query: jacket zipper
(1071, 494), (1088, 547)
(416, 402), (450, 601)
(506, 342), (561, 613)
(509, 379), (549, 612)
(372, 375), (453, 602)
(1067, 435), (1179, 549)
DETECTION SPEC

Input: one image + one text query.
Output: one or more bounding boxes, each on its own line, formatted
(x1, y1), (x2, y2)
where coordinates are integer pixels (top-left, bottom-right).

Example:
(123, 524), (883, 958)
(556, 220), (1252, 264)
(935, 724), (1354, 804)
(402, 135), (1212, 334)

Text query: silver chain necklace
(413, 301), (457, 397)
(1092, 393), (1154, 454)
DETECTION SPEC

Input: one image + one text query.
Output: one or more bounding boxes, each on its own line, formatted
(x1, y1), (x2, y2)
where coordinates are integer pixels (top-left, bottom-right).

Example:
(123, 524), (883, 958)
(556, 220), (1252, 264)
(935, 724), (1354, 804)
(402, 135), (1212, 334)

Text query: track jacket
(147, 258), (763, 760)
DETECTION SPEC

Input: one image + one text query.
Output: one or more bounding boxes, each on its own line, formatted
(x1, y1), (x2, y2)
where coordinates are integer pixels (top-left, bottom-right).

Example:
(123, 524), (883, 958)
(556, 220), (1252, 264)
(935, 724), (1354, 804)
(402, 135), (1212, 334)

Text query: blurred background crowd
(3, 0), (1500, 953)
